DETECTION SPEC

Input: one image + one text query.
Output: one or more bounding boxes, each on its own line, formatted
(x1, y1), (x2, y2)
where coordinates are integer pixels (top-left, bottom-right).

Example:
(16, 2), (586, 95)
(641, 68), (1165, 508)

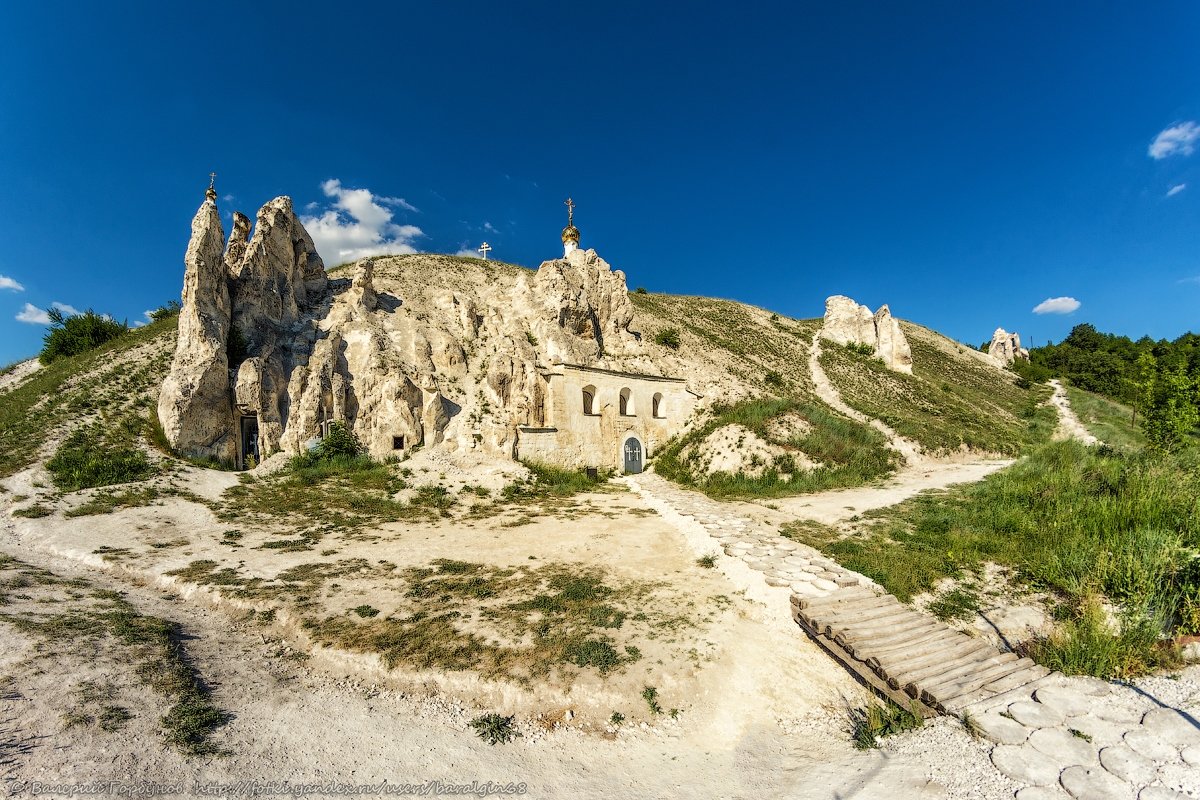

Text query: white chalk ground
(0, 480), (1003, 800)
(1048, 379), (1100, 446)
(0, 358), (40, 394)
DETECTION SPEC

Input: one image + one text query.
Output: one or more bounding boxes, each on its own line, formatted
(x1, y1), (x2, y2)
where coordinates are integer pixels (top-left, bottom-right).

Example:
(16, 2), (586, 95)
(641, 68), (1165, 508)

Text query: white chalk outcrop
(158, 190), (672, 467)
(157, 196), (236, 462)
(988, 328), (1028, 366)
(820, 295), (913, 374)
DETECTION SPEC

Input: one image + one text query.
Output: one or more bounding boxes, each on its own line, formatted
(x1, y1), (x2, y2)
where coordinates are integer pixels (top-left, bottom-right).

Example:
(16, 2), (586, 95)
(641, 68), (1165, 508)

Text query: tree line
(1007, 323), (1199, 451)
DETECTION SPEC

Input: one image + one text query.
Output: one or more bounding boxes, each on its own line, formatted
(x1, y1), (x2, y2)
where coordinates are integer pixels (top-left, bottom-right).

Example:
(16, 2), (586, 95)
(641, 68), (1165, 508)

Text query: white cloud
(1149, 121), (1200, 159)
(1179, 276), (1200, 285)
(300, 179), (424, 265)
(15, 300), (80, 325)
(483, 221), (497, 233)
(132, 310), (154, 328)
(0, 274), (23, 292)
(16, 303), (50, 324)
(1167, 183), (1187, 197)
(1032, 296), (1081, 315)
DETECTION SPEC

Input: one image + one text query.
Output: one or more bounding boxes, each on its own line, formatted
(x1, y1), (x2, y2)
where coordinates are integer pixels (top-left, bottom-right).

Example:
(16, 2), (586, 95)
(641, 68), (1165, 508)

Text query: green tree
(1141, 362), (1200, 452)
(39, 307), (128, 364)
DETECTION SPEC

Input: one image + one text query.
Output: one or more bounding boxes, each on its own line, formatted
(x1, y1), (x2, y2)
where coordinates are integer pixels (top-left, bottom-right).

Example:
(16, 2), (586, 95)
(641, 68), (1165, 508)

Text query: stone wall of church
(515, 365), (699, 471)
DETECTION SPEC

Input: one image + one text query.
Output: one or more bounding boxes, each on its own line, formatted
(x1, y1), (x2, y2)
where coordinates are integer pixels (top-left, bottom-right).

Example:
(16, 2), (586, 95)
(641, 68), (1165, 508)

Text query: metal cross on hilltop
(478, 242), (492, 260)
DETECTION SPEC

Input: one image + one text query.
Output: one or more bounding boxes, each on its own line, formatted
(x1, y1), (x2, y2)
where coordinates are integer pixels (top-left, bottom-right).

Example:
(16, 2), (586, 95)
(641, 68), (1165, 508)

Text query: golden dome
(561, 224), (580, 245)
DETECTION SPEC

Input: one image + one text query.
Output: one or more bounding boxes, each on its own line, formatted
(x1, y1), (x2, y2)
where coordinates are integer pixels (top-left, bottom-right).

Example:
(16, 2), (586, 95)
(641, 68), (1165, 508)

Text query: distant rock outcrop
(820, 295), (913, 374)
(988, 328), (1028, 366)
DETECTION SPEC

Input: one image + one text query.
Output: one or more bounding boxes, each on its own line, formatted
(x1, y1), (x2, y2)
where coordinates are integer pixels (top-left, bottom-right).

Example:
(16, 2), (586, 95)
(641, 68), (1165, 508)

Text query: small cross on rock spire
(205, 172), (217, 202)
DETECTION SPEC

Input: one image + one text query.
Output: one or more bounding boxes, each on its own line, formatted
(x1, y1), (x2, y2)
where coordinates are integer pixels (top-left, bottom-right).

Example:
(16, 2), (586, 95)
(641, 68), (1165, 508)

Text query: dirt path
(1048, 379), (1099, 445)
(747, 459), (1013, 525)
(809, 332), (924, 466)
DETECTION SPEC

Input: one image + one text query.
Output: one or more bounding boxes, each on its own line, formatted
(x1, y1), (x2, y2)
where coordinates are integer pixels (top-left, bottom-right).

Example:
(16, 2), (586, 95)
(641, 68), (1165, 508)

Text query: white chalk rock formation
(820, 295), (913, 373)
(157, 195), (236, 462)
(988, 328), (1028, 366)
(160, 189), (663, 467)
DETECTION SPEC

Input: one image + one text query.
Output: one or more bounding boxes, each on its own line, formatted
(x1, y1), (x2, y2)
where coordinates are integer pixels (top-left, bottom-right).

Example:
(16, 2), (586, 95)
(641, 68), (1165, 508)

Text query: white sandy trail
(1048, 379), (1099, 446)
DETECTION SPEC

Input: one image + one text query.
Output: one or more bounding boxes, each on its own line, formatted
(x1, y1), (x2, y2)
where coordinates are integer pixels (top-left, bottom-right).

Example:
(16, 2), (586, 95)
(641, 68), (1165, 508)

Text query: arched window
(619, 387), (634, 416)
(582, 385), (597, 415)
(652, 392), (664, 418)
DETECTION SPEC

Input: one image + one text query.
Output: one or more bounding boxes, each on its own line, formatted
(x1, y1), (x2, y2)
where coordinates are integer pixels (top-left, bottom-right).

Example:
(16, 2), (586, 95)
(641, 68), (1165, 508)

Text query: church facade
(515, 363), (700, 473)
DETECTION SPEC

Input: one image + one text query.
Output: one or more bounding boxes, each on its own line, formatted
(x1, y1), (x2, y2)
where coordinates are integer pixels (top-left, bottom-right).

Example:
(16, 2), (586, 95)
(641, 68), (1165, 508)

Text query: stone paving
(971, 676), (1200, 798)
(629, 471), (1200, 799)
(627, 472), (868, 598)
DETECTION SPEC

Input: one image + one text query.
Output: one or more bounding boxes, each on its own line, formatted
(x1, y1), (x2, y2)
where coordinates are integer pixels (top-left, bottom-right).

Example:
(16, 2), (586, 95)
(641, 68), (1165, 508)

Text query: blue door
(623, 437), (643, 474)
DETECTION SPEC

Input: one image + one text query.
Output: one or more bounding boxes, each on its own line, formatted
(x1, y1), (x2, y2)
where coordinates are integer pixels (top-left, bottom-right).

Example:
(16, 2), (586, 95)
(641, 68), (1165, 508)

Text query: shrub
(641, 686), (663, 715)
(470, 713), (520, 745)
(844, 341), (876, 357)
(634, 286), (648, 294)
(39, 308), (128, 365)
(315, 421), (362, 460)
(148, 300), (181, 322)
(764, 371), (785, 388)
(47, 429), (154, 491)
(654, 328), (681, 350)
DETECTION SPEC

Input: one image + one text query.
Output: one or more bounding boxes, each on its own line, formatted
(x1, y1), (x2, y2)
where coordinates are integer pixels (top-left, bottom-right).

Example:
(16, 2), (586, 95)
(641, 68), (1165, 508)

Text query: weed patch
(655, 398), (898, 498)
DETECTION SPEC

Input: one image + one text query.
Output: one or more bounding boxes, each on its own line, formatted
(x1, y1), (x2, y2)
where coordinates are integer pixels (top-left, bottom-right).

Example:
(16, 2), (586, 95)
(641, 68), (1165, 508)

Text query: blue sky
(0, 2), (1197, 364)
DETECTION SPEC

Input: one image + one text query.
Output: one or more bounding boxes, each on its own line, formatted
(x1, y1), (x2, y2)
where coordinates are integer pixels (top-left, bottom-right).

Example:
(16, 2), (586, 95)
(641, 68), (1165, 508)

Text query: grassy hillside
(817, 322), (1055, 455)
(0, 317), (176, 480)
(1065, 386), (1147, 451)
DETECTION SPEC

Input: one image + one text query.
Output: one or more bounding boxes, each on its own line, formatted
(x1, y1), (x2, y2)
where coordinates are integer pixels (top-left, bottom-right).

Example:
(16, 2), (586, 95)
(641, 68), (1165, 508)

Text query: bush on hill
(39, 307), (128, 365)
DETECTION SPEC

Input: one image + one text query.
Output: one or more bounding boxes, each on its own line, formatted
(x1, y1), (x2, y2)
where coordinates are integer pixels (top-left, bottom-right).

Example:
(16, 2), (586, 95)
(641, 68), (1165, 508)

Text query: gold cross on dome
(564, 197), (575, 225)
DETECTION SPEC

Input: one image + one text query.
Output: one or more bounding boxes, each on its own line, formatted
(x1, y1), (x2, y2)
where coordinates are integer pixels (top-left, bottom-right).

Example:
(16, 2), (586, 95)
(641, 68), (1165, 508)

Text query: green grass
(169, 555), (666, 685)
(1065, 386), (1148, 451)
(65, 486), (162, 517)
(927, 587), (981, 622)
(786, 440), (1198, 678)
(302, 559), (654, 681)
(215, 454), (427, 538)
(850, 701), (924, 749)
(500, 461), (613, 503)
(654, 397), (899, 498)
(819, 324), (1057, 455)
(47, 423), (155, 490)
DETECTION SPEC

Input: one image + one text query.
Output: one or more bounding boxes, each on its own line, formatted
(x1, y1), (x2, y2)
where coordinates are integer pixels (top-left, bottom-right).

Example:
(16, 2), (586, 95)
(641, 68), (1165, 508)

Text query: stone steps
(792, 592), (1047, 715)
